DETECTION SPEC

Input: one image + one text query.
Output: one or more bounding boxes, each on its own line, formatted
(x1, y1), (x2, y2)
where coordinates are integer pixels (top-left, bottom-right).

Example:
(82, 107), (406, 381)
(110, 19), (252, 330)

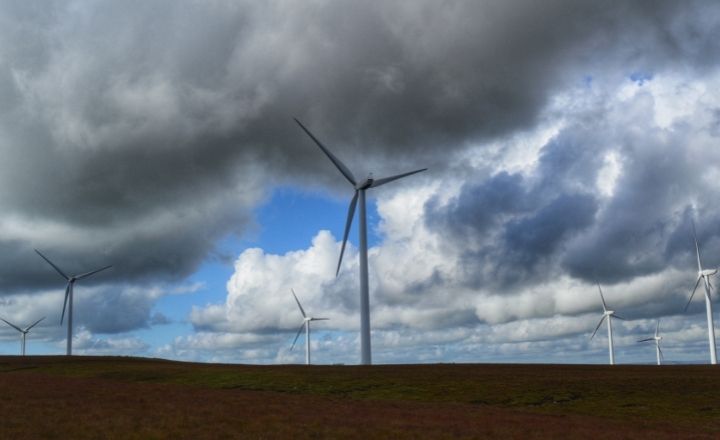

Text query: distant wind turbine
(290, 289), (328, 365)
(35, 249), (111, 356)
(638, 320), (663, 366)
(683, 222), (718, 365)
(0, 317), (45, 356)
(295, 118), (426, 365)
(590, 283), (625, 365)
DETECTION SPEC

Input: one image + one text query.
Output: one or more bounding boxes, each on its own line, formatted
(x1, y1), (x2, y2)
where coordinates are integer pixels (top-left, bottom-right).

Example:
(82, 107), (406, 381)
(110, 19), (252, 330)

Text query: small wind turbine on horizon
(294, 118), (427, 365)
(683, 221), (718, 365)
(35, 249), (111, 356)
(638, 319), (663, 366)
(290, 289), (328, 365)
(0, 316), (45, 356)
(590, 283), (625, 365)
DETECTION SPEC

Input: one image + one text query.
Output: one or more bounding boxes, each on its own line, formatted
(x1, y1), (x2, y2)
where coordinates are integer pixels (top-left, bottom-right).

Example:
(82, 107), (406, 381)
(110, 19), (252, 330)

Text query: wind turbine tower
(684, 222), (718, 364)
(590, 283), (625, 365)
(0, 317), (45, 356)
(290, 289), (328, 365)
(35, 249), (111, 356)
(638, 319), (663, 366)
(295, 118), (426, 365)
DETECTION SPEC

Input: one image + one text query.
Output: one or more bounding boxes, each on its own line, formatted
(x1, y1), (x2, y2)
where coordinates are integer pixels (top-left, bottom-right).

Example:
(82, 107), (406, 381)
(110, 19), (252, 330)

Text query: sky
(0, 0), (720, 364)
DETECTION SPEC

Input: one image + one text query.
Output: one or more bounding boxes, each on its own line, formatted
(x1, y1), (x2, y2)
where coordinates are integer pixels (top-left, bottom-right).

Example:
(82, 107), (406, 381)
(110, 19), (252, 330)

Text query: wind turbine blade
(60, 284), (70, 325)
(684, 276), (703, 312)
(76, 265), (112, 280)
(612, 314), (626, 320)
(35, 249), (69, 281)
(692, 220), (702, 272)
(590, 315), (606, 340)
(337, 191), (358, 276)
(655, 320), (660, 338)
(311, 318), (330, 321)
(658, 346), (665, 361)
(0, 317), (23, 333)
(637, 338), (654, 343)
(294, 118), (356, 185)
(369, 168), (427, 188)
(290, 323), (305, 350)
(291, 289), (307, 318)
(25, 316), (46, 332)
(596, 282), (608, 312)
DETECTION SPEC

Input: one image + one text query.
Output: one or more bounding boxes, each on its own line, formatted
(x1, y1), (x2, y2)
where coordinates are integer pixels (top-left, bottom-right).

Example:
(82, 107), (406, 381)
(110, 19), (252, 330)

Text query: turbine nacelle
(354, 177), (374, 190)
(700, 269), (718, 277)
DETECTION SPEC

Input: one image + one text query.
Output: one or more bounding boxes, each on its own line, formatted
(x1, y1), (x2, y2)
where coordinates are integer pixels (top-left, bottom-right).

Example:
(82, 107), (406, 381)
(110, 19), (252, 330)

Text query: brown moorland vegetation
(0, 356), (718, 439)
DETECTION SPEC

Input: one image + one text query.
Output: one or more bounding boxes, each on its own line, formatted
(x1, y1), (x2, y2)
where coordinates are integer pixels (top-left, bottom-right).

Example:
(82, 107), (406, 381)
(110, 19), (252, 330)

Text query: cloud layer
(0, 1), (719, 361)
(189, 67), (720, 364)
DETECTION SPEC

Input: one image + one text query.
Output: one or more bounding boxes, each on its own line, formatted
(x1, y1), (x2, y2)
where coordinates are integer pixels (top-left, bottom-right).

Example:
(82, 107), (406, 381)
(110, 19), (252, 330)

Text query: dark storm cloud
(425, 117), (608, 290)
(502, 193), (598, 269)
(424, 171), (528, 244)
(425, 79), (720, 301)
(561, 114), (716, 284)
(0, 0), (718, 296)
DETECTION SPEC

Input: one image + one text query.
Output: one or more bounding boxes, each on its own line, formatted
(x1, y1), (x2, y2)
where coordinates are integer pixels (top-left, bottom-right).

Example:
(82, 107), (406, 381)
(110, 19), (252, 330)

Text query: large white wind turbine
(684, 222), (718, 364)
(35, 249), (111, 356)
(295, 118), (426, 365)
(290, 289), (328, 365)
(590, 283), (625, 365)
(0, 317), (45, 356)
(638, 320), (664, 366)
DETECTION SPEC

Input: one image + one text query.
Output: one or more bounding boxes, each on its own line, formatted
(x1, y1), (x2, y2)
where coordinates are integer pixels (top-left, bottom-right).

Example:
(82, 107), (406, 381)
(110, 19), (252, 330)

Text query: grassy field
(0, 356), (718, 439)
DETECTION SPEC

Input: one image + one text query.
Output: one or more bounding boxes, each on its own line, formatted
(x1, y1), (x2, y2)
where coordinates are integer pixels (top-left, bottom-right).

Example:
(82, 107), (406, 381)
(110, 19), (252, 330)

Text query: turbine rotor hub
(355, 178), (374, 190)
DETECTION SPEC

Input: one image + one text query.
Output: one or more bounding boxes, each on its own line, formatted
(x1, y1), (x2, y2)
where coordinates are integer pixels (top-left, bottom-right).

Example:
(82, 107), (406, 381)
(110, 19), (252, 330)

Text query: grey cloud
(425, 124), (604, 290)
(75, 288), (155, 334)
(561, 120), (717, 283)
(149, 311), (171, 326)
(502, 193), (598, 270)
(425, 171), (528, 243)
(0, 0), (716, 292)
(0, 0), (718, 346)
(423, 73), (720, 298)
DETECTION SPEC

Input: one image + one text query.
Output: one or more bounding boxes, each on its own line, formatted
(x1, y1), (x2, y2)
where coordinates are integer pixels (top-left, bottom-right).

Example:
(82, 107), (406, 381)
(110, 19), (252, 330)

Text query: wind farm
(1, 0), (717, 370)
(1, 1), (720, 438)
